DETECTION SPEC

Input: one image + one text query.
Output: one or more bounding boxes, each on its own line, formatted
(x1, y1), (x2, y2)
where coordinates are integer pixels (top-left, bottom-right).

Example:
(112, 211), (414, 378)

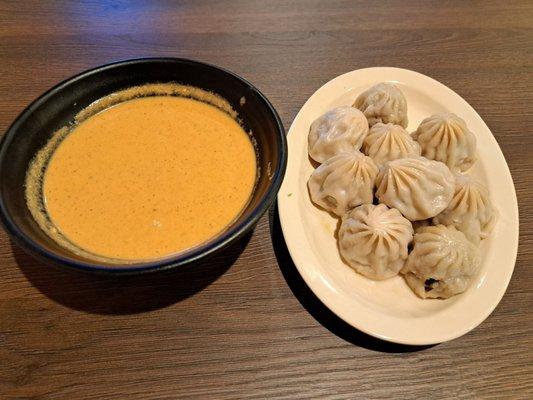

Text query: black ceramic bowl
(0, 58), (286, 274)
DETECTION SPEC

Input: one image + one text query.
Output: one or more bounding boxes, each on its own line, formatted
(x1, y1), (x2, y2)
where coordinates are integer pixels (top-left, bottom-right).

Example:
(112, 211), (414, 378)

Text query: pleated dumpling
(363, 123), (421, 165)
(308, 106), (369, 163)
(308, 151), (378, 216)
(433, 173), (497, 244)
(339, 204), (413, 280)
(401, 225), (481, 299)
(375, 157), (455, 221)
(353, 82), (408, 128)
(413, 113), (476, 172)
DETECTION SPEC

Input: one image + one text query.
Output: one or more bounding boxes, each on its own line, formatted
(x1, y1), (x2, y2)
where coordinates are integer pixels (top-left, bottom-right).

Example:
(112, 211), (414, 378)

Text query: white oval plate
(277, 67), (519, 345)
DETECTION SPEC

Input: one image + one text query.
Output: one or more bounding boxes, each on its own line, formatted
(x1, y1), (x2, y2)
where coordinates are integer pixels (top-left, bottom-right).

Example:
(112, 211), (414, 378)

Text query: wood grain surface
(1, 1), (532, 399)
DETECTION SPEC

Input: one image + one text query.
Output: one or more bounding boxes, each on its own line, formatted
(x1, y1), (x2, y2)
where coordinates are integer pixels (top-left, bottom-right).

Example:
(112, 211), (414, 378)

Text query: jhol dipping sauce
(27, 84), (256, 261)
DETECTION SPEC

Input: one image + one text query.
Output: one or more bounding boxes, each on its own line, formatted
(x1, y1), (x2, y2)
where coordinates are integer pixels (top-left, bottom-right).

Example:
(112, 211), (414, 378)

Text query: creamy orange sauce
(42, 96), (256, 261)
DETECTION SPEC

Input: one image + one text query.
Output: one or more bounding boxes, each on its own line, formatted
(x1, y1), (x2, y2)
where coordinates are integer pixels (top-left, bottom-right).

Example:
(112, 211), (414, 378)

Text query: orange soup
(40, 95), (256, 261)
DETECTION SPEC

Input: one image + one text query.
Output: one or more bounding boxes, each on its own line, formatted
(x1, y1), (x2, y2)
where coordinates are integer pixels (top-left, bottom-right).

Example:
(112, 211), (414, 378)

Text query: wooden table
(1, 1), (532, 398)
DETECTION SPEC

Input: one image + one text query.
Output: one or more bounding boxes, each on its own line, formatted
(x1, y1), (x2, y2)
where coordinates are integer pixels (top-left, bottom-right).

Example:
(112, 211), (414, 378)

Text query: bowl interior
(0, 58), (286, 272)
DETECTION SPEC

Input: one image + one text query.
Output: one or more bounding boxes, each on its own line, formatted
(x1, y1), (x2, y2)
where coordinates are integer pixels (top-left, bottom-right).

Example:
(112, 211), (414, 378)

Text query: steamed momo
(433, 173), (497, 244)
(375, 157), (455, 221)
(308, 106), (369, 163)
(339, 204), (413, 280)
(308, 151), (378, 216)
(413, 113), (476, 172)
(363, 123), (421, 165)
(402, 225), (481, 299)
(353, 83), (408, 128)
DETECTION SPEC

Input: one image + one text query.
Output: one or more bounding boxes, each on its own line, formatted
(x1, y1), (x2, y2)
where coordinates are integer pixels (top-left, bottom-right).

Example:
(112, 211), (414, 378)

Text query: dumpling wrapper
(308, 106), (369, 163)
(375, 156), (455, 221)
(402, 225), (481, 299)
(339, 204), (413, 280)
(363, 122), (421, 166)
(433, 173), (497, 244)
(308, 151), (378, 216)
(353, 82), (408, 128)
(412, 112), (476, 172)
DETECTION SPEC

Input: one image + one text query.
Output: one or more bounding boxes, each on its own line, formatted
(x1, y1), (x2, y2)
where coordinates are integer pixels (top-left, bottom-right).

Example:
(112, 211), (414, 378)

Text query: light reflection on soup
(42, 96), (256, 260)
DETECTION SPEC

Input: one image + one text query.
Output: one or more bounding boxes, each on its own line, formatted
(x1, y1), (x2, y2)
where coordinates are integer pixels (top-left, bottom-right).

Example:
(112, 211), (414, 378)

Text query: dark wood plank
(0, 1), (532, 399)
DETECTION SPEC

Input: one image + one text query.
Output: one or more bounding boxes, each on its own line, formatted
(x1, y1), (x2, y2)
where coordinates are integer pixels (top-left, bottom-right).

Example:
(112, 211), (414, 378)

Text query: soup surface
(42, 95), (256, 260)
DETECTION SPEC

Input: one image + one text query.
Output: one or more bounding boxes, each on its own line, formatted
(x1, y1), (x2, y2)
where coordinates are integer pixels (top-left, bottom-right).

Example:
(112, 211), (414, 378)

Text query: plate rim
(277, 66), (519, 345)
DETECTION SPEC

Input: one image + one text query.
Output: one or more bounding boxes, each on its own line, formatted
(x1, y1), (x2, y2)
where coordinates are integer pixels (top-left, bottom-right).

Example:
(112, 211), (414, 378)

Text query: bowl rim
(0, 57), (287, 274)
